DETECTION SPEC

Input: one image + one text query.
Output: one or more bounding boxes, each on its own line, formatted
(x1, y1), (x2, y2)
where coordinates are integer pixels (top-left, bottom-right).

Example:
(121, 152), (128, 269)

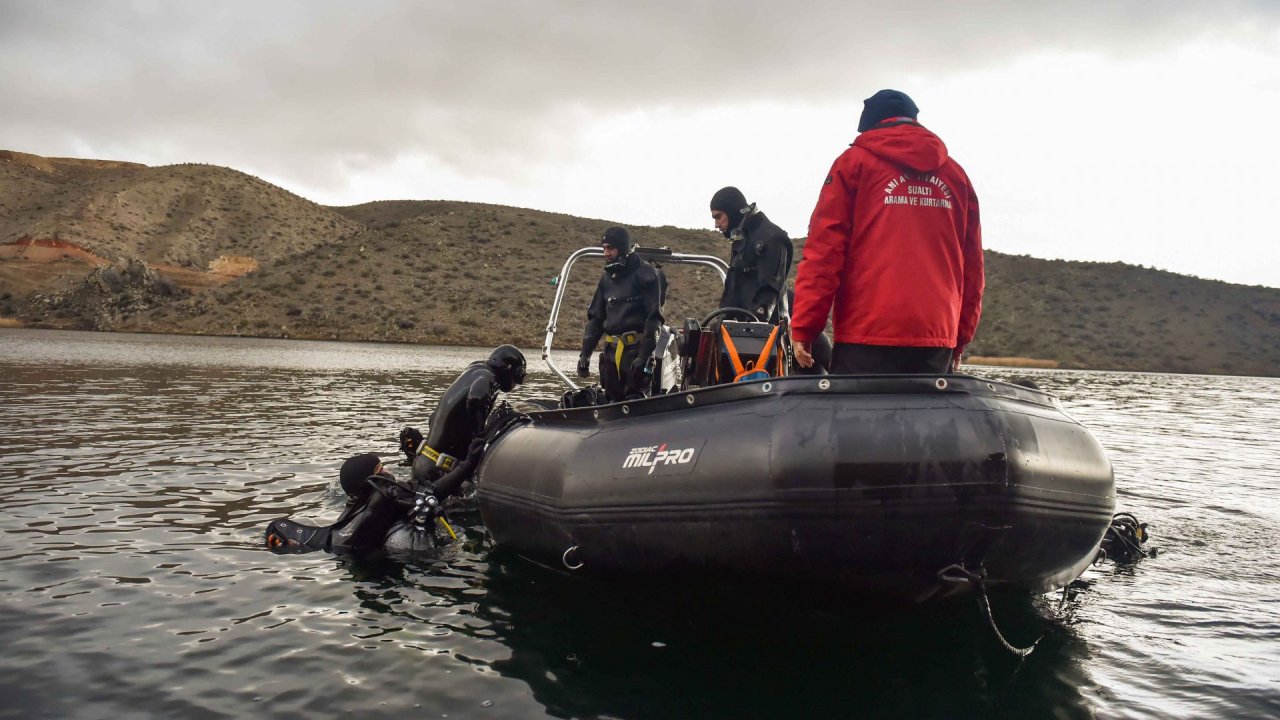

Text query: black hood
(486, 344), (527, 391)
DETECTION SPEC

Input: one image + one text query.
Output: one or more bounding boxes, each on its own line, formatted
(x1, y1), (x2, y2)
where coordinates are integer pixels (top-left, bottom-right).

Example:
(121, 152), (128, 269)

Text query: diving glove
(576, 355), (591, 378)
(630, 355), (654, 385)
(398, 426), (423, 465)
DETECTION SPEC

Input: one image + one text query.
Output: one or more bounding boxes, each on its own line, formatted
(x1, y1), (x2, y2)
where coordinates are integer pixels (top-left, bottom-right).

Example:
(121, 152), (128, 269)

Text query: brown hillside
(966, 254), (1280, 376)
(2, 149), (1277, 377)
(115, 201), (730, 348)
(0, 153), (362, 269)
(0, 149), (147, 174)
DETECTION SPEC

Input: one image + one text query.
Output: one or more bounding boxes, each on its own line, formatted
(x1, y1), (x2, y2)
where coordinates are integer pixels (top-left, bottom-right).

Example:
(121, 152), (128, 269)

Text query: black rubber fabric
(264, 518), (332, 553)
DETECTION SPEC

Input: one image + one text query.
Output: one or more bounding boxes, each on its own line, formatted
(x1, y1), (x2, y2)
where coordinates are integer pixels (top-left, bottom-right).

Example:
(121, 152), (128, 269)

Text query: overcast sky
(3, 0), (1278, 287)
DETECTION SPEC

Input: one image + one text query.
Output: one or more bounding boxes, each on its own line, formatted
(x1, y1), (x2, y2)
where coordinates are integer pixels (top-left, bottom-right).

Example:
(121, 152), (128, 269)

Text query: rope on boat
(938, 563), (1040, 658)
(976, 581), (1039, 658)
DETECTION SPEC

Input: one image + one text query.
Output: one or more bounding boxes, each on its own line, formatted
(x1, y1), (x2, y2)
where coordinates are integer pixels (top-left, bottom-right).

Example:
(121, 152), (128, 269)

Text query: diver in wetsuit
(710, 186), (793, 323)
(264, 452), (417, 554)
(408, 344), (526, 503)
(709, 187), (832, 375)
(576, 227), (664, 403)
(264, 346), (526, 555)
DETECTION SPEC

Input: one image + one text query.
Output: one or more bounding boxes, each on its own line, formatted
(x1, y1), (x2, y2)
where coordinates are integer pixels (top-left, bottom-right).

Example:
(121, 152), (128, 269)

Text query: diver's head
(339, 453), (383, 502)
(486, 344), (527, 391)
(709, 186), (749, 238)
(601, 226), (632, 271)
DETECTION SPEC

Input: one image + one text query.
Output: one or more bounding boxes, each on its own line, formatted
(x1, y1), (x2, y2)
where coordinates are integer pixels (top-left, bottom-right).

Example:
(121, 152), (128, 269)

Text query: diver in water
(264, 452), (417, 554)
(407, 344), (526, 503)
(577, 227), (664, 402)
(264, 345), (526, 555)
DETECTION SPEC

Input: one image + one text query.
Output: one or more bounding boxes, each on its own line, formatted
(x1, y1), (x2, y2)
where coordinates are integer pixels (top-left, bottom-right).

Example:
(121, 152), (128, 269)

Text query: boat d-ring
(562, 545), (584, 570)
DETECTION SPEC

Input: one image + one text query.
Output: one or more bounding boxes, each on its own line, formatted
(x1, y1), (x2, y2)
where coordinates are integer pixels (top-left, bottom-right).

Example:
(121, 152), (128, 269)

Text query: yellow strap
(604, 332), (640, 373)
(604, 332), (640, 345)
(417, 443), (456, 471)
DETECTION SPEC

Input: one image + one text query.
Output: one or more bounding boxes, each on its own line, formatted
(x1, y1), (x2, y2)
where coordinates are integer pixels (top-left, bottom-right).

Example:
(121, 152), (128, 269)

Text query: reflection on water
(1, 329), (1277, 719)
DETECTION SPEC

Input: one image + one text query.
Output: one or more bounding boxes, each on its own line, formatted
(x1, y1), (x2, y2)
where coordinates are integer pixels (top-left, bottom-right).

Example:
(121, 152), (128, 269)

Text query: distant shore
(2, 323), (1072, 371)
(965, 355), (1060, 369)
(3, 151), (1277, 377)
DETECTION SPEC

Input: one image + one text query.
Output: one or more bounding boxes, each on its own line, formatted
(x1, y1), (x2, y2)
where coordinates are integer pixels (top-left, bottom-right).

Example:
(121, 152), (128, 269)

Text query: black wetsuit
(266, 349), (524, 556)
(580, 252), (664, 402)
(265, 469), (416, 554)
(719, 211), (793, 322)
(411, 361), (501, 498)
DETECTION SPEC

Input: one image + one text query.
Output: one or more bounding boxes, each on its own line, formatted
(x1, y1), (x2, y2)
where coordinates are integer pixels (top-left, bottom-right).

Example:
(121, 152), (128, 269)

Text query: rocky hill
(2, 149), (1277, 377)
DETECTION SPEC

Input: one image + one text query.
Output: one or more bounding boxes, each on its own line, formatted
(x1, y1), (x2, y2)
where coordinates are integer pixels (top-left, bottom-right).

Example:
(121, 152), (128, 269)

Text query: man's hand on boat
(794, 341), (815, 369)
(576, 355), (591, 378)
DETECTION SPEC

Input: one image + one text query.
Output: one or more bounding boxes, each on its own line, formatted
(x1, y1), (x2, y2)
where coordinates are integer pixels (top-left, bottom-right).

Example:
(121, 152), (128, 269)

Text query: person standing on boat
(577, 226), (664, 402)
(709, 186), (793, 323)
(408, 344), (526, 501)
(792, 89), (984, 374)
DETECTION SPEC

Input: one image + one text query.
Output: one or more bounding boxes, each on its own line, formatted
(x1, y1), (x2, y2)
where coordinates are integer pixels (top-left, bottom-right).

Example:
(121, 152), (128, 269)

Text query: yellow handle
(437, 516), (457, 541)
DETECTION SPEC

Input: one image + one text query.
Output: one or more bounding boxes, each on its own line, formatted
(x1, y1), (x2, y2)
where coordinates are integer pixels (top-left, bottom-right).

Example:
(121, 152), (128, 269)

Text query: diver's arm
(466, 375), (494, 436)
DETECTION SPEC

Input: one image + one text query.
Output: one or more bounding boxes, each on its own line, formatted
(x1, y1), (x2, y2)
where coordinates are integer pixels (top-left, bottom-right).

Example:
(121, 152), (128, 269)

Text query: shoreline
(0, 323), (1237, 376)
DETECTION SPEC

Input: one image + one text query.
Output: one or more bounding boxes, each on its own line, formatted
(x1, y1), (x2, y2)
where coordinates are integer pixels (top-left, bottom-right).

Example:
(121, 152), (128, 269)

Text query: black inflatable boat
(475, 247), (1115, 602)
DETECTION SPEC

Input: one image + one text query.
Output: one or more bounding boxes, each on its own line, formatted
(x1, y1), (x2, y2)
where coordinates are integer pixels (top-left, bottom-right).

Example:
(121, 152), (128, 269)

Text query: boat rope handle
(562, 545), (583, 570)
(976, 581), (1039, 658)
(938, 563), (1040, 657)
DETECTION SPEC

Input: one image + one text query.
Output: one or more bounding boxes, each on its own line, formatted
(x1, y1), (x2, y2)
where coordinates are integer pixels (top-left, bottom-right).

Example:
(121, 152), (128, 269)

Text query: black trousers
(598, 342), (647, 402)
(830, 343), (953, 374)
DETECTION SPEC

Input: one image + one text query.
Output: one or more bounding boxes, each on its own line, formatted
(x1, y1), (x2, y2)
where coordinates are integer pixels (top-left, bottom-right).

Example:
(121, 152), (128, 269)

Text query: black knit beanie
(339, 453), (382, 498)
(857, 89), (920, 132)
(709, 186), (749, 217)
(601, 226), (632, 254)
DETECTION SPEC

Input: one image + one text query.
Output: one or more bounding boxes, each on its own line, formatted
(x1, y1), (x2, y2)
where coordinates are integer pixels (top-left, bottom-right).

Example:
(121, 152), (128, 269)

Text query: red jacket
(792, 122), (983, 354)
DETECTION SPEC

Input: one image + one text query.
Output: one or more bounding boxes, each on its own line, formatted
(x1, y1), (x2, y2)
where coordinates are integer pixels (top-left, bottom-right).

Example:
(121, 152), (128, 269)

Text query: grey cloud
(2, 0), (1276, 191)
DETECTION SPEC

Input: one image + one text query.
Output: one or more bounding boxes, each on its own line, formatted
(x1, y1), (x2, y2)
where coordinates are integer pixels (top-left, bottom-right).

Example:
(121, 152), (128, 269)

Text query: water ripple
(2, 330), (1278, 719)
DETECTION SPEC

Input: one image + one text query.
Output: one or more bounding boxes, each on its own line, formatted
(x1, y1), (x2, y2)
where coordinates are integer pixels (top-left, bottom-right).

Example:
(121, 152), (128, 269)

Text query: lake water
(1, 328), (1277, 719)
